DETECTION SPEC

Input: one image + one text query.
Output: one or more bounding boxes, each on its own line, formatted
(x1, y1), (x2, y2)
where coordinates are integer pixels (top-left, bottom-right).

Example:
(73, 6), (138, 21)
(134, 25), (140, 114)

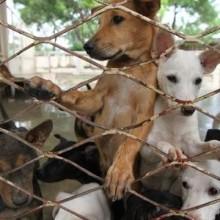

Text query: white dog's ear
(200, 46), (220, 74)
(151, 29), (175, 58)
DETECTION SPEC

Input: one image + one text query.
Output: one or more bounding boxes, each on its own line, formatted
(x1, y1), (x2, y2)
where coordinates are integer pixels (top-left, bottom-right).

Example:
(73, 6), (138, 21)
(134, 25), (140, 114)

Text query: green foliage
(14, 0), (97, 50)
(160, 0), (220, 35)
(15, 0), (220, 50)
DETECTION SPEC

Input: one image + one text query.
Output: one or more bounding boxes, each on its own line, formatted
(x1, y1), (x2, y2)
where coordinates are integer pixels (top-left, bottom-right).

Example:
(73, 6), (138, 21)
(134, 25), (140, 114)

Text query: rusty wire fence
(1, 0), (220, 219)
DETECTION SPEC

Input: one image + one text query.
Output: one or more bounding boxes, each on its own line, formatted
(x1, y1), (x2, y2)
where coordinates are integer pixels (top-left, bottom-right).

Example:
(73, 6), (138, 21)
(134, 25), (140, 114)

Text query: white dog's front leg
(193, 140), (220, 160)
(157, 141), (187, 162)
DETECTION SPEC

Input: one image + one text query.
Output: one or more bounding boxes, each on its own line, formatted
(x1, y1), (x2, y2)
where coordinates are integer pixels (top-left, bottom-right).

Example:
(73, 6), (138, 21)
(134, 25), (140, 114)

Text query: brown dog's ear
(151, 29), (175, 58)
(200, 47), (220, 74)
(134, 0), (160, 17)
(91, 6), (104, 15)
(25, 120), (53, 148)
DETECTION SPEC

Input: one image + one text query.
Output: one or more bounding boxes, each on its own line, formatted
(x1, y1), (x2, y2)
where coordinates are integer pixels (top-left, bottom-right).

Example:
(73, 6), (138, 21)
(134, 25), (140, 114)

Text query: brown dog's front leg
(29, 76), (105, 116)
(60, 89), (105, 116)
(106, 120), (153, 200)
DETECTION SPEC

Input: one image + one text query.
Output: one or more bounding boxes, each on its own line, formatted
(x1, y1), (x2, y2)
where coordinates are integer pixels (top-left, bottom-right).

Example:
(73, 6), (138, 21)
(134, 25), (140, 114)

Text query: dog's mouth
(181, 106), (195, 117)
(86, 49), (124, 61)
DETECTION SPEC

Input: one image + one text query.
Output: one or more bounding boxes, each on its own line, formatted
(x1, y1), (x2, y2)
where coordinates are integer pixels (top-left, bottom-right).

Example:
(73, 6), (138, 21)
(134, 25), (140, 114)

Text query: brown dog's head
(84, 0), (160, 61)
(0, 120), (52, 209)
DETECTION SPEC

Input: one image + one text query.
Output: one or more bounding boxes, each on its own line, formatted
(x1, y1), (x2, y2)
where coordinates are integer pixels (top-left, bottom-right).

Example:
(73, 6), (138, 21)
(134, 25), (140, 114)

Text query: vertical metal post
(0, 1), (8, 61)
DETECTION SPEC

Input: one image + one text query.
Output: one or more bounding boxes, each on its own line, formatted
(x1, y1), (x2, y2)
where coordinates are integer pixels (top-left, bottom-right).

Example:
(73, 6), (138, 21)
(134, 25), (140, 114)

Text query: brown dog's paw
(25, 76), (62, 101)
(105, 162), (134, 201)
(167, 148), (187, 162)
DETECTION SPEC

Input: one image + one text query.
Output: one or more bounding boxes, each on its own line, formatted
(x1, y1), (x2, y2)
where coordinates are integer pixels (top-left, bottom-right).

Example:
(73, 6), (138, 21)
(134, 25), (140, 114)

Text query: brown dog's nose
(181, 106), (195, 116)
(84, 41), (95, 53)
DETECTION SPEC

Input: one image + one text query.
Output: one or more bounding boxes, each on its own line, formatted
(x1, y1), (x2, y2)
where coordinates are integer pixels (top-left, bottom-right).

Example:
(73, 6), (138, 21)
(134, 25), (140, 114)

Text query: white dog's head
(181, 160), (220, 220)
(153, 31), (220, 116)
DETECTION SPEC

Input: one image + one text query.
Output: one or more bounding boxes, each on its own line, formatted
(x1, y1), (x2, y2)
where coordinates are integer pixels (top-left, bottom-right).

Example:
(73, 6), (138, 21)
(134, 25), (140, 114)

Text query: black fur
(36, 135), (102, 184)
(122, 187), (184, 220)
(205, 129), (220, 142)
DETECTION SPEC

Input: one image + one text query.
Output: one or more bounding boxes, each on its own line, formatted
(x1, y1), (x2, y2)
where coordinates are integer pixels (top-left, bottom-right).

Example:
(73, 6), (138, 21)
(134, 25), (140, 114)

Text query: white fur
(140, 49), (220, 192)
(213, 112), (220, 129)
(182, 160), (220, 220)
(53, 183), (111, 220)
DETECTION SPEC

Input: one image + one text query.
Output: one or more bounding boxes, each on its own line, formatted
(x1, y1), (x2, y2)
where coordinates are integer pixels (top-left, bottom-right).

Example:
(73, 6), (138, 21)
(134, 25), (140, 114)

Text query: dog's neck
(107, 51), (152, 68)
(154, 96), (199, 140)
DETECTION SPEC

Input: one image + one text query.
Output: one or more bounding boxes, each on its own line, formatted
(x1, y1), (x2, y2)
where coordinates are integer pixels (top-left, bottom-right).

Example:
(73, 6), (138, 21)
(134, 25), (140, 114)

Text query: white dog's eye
(182, 181), (189, 189)
(167, 75), (178, 83)
(194, 77), (202, 85)
(208, 187), (218, 196)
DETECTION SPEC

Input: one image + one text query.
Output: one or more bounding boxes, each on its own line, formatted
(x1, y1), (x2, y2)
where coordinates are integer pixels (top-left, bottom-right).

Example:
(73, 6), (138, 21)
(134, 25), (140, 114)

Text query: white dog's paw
(208, 140), (220, 149)
(167, 148), (187, 162)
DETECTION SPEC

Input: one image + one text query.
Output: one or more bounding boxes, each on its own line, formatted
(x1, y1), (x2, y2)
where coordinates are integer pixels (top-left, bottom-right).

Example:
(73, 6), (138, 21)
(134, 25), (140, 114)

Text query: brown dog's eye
(112, 15), (124, 25)
(182, 181), (189, 189)
(208, 187), (218, 196)
(167, 75), (178, 83)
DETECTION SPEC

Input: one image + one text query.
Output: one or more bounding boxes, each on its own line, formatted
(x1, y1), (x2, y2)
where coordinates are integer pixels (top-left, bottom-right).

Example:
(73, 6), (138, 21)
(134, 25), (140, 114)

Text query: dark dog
(123, 187), (184, 220)
(36, 134), (101, 184)
(205, 129), (220, 142)
(0, 119), (52, 220)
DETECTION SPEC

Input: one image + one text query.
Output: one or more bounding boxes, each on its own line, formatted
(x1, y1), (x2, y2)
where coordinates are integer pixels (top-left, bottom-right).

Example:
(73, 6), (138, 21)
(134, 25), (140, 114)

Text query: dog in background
(179, 128), (220, 220)
(53, 183), (111, 220)
(0, 64), (13, 79)
(0, 64), (13, 97)
(28, 0), (160, 199)
(36, 134), (101, 184)
(140, 31), (220, 193)
(181, 160), (220, 220)
(0, 119), (52, 220)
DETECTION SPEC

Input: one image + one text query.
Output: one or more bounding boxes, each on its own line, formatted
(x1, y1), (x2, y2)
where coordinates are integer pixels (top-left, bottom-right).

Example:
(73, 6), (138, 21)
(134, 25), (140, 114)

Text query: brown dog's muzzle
(84, 39), (122, 61)
(84, 40), (106, 60)
(84, 41), (95, 55)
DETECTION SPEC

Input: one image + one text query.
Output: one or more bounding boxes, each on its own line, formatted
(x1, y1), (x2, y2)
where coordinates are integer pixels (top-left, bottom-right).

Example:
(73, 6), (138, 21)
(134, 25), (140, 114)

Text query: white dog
(181, 160), (220, 220)
(53, 183), (111, 220)
(140, 31), (220, 193)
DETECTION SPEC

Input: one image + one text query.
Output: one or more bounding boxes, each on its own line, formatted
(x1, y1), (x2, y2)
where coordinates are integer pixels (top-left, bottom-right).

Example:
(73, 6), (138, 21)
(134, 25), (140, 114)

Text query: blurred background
(1, 0), (220, 89)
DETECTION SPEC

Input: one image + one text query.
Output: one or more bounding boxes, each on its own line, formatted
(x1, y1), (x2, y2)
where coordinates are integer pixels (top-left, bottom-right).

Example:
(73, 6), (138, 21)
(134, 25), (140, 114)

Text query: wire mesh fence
(1, 0), (220, 219)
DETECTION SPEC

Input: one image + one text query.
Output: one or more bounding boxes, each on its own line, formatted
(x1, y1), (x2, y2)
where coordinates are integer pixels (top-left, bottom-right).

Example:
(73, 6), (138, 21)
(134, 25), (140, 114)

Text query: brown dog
(29, 0), (160, 199)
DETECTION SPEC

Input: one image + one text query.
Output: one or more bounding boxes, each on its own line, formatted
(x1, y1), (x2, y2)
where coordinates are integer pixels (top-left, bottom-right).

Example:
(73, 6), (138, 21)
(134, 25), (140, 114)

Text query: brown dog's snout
(12, 191), (30, 207)
(84, 40), (96, 54)
(181, 106), (195, 116)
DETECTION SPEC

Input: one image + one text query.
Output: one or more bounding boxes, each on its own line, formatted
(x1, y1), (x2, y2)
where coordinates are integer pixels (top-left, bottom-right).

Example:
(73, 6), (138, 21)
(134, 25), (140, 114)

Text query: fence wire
(0, 0), (220, 219)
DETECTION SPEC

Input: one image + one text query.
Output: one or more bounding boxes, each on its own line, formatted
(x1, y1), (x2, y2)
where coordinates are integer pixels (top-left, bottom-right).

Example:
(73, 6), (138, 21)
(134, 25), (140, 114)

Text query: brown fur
(0, 64), (13, 79)
(30, 0), (160, 199)
(0, 120), (52, 219)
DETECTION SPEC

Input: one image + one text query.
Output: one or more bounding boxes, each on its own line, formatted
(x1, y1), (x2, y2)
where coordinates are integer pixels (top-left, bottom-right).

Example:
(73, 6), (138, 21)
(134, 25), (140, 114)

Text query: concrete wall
(0, 1), (8, 60)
